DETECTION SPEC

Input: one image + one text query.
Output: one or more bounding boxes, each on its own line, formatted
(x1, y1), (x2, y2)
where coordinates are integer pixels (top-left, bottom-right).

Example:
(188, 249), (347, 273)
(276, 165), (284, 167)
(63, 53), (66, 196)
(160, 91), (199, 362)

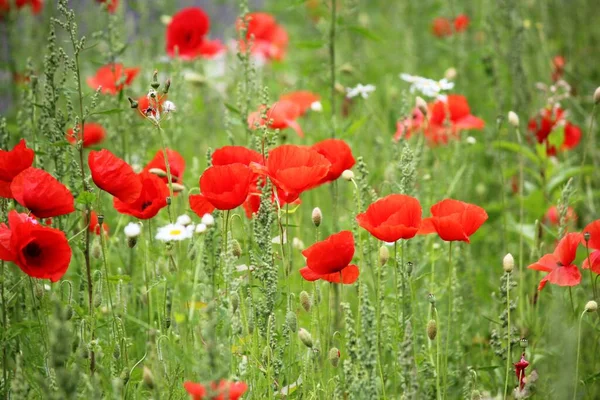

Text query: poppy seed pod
(312, 207), (322, 227)
(584, 231), (591, 242)
(298, 328), (313, 348)
(329, 347), (341, 367)
(427, 319), (437, 340)
(585, 300), (598, 312)
(300, 290), (312, 312)
(594, 87), (600, 104)
(508, 111), (519, 127)
(416, 96), (428, 116)
(503, 253), (514, 273)
(379, 245), (390, 266)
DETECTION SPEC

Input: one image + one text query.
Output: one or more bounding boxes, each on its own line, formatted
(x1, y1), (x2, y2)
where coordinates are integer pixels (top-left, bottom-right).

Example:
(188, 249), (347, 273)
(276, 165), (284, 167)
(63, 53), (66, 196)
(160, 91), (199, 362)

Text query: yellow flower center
(170, 229), (182, 235)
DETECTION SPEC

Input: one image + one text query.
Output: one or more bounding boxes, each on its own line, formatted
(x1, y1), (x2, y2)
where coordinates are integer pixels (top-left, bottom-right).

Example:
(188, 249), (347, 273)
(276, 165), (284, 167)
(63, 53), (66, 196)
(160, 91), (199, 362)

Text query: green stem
(157, 124), (174, 223)
(443, 241), (453, 399)
(573, 310), (586, 400)
(504, 272), (512, 399)
(329, 0), (337, 139)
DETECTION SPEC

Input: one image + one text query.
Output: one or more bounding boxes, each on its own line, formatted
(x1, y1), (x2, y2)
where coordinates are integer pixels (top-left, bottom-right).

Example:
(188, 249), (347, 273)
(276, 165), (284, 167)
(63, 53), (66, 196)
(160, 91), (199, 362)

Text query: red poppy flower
(552, 55), (565, 82)
(95, 0), (117, 12)
(189, 194), (216, 219)
(142, 148), (186, 184)
(89, 211), (108, 236)
(527, 232), (582, 291)
(432, 17), (452, 37)
(251, 145), (331, 204)
(66, 123), (106, 147)
(0, 0), (42, 14)
(583, 250), (600, 275)
(311, 139), (355, 183)
(237, 12), (288, 62)
(86, 63), (140, 95)
(0, 139), (34, 199)
(418, 199), (488, 242)
(248, 101), (304, 137)
(199, 164), (253, 211)
(357, 194), (422, 242)
(544, 205), (577, 226)
(582, 219), (600, 249)
(11, 167), (74, 218)
(279, 91), (320, 116)
(453, 14), (470, 32)
(0, 210), (71, 282)
(528, 106), (581, 156)
(212, 146), (264, 167)
(299, 231), (359, 284)
(89, 150), (142, 203)
(166, 7), (224, 60)
(113, 172), (169, 219)
(514, 354), (529, 391)
(183, 380), (248, 400)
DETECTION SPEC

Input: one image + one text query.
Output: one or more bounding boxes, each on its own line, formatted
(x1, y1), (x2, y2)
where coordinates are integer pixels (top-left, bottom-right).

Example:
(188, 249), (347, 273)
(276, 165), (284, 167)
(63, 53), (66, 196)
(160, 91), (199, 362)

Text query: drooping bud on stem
(299, 291), (312, 312)
(379, 245), (390, 266)
(594, 87), (600, 104)
(298, 328), (313, 348)
(128, 97), (138, 109)
(427, 319), (437, 340)
(585, 300), (598, 312)
(312, 207), (322, 228)
(508, 111), (520, 127)
(151, 70), (160, 89)
(328, 347), (341, 367)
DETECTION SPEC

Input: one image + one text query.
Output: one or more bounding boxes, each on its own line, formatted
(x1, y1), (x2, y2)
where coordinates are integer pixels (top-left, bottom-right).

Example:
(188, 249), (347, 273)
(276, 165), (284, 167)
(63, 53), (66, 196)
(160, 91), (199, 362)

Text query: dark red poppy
(89, 150), (142, 203)
(248, 101), (304, 137)
(357, 194), (422, 242)
(311, 139), (355, 183)
(514, 353), (529, 391)
(11, 167), (74, 218)
(395, 95), (484, 144)
(199, 164), (253, 211)
(166, 7), (224, 60)
(527, 232), (581, 291)
(0, 210), (71, 282)
(89, 211), (108, 236)
(0, 139), (34, 199)
(279, 91), (320, 116)
(86, 63), (140, 95)
(237, 12), (288, 62)
(453, 14), (470, 32)
(299, 231), (359, 284)
(431, 17), (452, 37)
(0, 0), (42, 14)
(183, 380), (248, 400)
(251, 145), (331, 204)
(582, 250), (600, 275)
(95, 0), (117, 12)
(418, 199), (488, 242)
(544, 205), (577, 226)
(66, 123), (106, 147)
(528, 106), (581, 156)
(142, 148), (186, 184)
(582, 219), (600, 249)
(113, 172), (169, 219)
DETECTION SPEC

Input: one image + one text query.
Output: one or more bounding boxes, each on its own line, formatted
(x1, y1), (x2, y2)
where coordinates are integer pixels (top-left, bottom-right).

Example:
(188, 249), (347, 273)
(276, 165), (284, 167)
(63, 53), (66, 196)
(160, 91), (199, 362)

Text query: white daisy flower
(155, 223), (192, 242)
(124, 222), (141, 238)
(346, 83), (376, 99)
(201, 213), (215, 226)
(399, 73), (454, 99)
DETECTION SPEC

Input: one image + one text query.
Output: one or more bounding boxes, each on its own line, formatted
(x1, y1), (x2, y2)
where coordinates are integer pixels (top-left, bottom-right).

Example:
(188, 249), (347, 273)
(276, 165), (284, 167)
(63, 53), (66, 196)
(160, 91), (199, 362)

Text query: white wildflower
(201, 213), (215, 226)
(155, 223), (192, 242)
(124, 222), (141, 238)
(346, 83), (376, 99)
(310, 101), (323, 112)
(195, 223), (207, 234)
(176, 214), (192, 226)
(163, 101), (176, 113)
(399, 73), (454, 99)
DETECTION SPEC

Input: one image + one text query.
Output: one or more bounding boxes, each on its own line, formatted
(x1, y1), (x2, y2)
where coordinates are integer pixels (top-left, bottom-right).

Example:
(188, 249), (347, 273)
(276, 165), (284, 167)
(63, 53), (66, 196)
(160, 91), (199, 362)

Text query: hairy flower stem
(221, 210), (231, 296)
(504, 272), (512, 399)
(514, 126), (526, 312)
(157, 124), (174, 223)
(1, 260), (6, 399)
(394, 241), (401, 328)
(188, 238), (205, 322)
(443, 242), (453, 398)
(144, 223), (154, 338)
(329, 0), (337, 139)
(573, 310), (586, 400)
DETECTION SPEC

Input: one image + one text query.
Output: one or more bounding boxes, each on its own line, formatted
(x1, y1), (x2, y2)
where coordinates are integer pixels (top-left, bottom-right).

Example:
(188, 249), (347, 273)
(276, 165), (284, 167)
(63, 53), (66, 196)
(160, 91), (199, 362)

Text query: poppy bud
(231, 292), (239, 313)
(585, 300), (598, 312)
(428, 293), (436, 305)
(503, 253), (514, 273)
(594, 87), (600, 104)
(201, 213), (215, 226)
(312, 207), (322, 228)
(379, 245), (390, 266)
(300, 290), (312, 312)
(127, 237), (137, 249)
(65, 305), (74, 320)
(334, 83), (346, 95)
(127, 97), (138, 109)
(415, 96), (428, 116)
(341, 169), (355, 181)
(231, 240), (242, 258)
(97, 214), (105, 226)
(148, 168), (168, 178)
(444, 67), (457, 80)
(508, 111), (519, 127)
(519, 338), (528, 349)
(584, 232), (591, 242)
(329, 347), (341, 367)
(427, 319), (437, 340)
(142, 366), (155, 389)
(298, 328), (313, 348)
(169, 183), (184, 193)
(91, 242), (102, 259)
(163, 79), (171, 94)
(286, 311), (298, 333)
(340, 63), (354, 75)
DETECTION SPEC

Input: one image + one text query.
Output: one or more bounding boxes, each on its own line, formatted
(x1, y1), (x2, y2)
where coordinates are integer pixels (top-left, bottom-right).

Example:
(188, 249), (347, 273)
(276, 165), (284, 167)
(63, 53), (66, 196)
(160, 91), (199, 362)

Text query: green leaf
(546, 166), (594, 193)
(346, 25), (382, 42)
(492, 140), (540, 165)
(76, 192), (96, 206)
(547, 126), (565, 150)
(295, 40), (324, 49)
(224, 103), (241, 115)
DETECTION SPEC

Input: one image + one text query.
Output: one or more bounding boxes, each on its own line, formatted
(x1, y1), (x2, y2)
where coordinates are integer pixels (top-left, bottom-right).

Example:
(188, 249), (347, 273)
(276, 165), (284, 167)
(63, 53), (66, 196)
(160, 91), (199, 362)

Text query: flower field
(0, 0), (599, 399)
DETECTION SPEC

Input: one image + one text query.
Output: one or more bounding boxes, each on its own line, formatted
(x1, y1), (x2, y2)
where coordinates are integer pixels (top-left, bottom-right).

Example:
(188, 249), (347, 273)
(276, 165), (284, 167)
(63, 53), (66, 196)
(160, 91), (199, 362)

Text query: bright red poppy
(113, 172), (169, 219)
(0, 139), (35, 199)
(212, 146), (264, 167)
(418, 199), (488, 243)
(86, 63), (140, 95)
(142, 148), (186, 184)
(453, 14), (470, 32)
(582, 219), (600, 249)
(394, 95), (484, 144)
(251, 145), (331, 204)
(166, 7), (224, 60)
(11, 167), (74, 218)
(528, 106), (581, 156)
(248, 101), (304, 137)
(237, 12), (288, 62)
(299, 231), (359, 284)
(582, 250), (600, 275)
(0, 0), (43, 14)
(137, 94), (166, 118)
(527, 232), (581, 291)
(544, 205), (577, 226)
(311, 139), (355, 183)
(183, 380), (248, 400)
(89, 149), (142, 203)
(357, 194), (422, 242)
(431, 17), (452, 37)
(66, 123), (106, 147)
(189, 194), (216, 218)
(0, 210), (71, 282)
(199, 164), (254, 210)
(89, 211), (108, 236)
(95, 0), (117, 12)
(279, 91), (320, 116)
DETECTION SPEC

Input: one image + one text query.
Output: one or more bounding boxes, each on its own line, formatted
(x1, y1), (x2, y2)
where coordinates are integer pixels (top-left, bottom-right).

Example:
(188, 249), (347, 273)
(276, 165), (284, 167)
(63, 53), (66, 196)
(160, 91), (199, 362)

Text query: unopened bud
(503, 253), (514, 273)
(416, 96), (428, 116)
(231, 292), (239, 313)
(298, 328), (313, 348)
(444, 67), (457, 81)
(163, 79), (171, 94)
(379, 245), (390, 266)
(519, 338), (528, 349)
(91, 242), (102, 259)
(127, 237), (137, 249)
(127, 97), (138, 109)
(334, 82), (346, 95)
(594, 87), (600, 104)
(328, 347), (340, 367)
(508, 111), (519, 127)
(300, 291), (312, 312)
(171, 183), (185, 193)
(584, 231), (591, 242)
(427, 319), (437, 340)
(148, 168), (167, 177)
(97, 214), (104, 226)
(142, 366), (155, 389)
(341, 169), (354, 181)
(312, 207), (322, 228)
(231, 239), (242, 258)
(166, 196), (172, 206)
(585, 300), (598, 312)
(428, 293), (436, 305)
(286, 311), (298, 333)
